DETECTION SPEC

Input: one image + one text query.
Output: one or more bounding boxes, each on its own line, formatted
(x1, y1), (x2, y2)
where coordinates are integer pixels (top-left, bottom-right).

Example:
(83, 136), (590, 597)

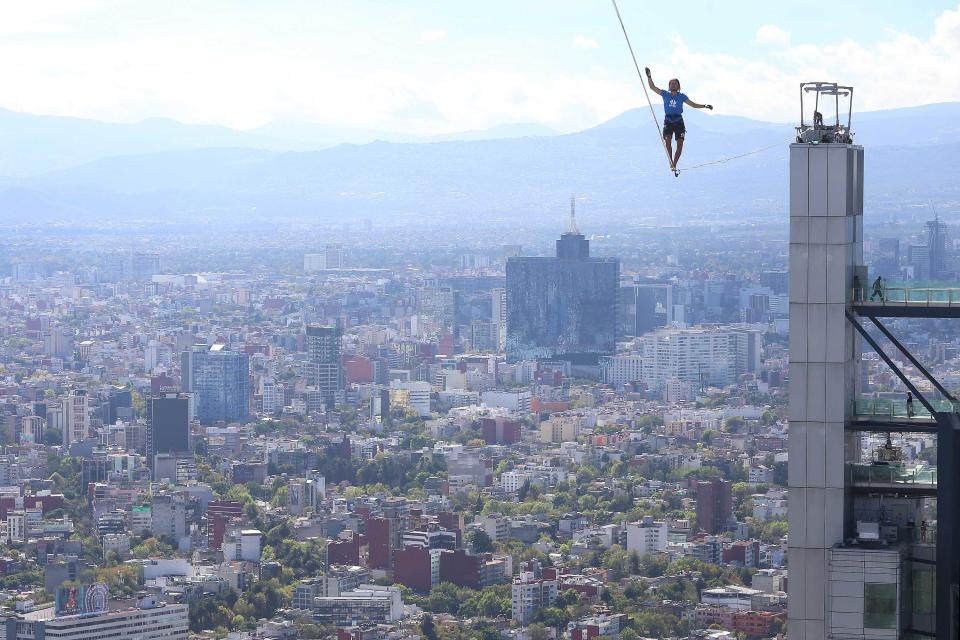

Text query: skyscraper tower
(62, 389), (90, 447)
(491, 288), (507, 352)
(505, 199), (619, 363)
(789, 82), (957, 640)
(696, 476), (732, 534)
(926, 215), (950, 279)
(305, 325), (344, 410)
(788, 82), (865, 639)
(148, 392), (191, 467)
(181, 345), (250, 425)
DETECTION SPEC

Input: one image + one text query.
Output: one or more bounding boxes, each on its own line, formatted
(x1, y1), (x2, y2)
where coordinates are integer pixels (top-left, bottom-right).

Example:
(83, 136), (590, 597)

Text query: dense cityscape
(2, 3), (960, 639)
(0, 194), (953, 639)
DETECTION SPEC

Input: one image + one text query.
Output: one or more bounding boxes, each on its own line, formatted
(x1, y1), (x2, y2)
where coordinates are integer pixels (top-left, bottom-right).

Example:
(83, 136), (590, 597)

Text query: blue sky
(2, 1), (959, 134)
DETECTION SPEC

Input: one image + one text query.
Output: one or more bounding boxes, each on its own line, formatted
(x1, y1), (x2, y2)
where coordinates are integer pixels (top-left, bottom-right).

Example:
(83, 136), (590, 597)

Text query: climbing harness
(610, 0), (780, 176)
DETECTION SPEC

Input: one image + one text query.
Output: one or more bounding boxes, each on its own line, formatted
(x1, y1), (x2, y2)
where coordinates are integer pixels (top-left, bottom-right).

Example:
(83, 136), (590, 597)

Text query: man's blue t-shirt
(661, 90), (687, 119)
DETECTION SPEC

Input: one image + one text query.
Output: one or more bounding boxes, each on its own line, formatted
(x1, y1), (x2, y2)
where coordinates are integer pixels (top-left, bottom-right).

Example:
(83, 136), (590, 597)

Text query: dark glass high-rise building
(305, 325), (344, 410)
(505, 210), (619, 363)
(619, 285), (660, 338)
(181, 345), (249, 425)
(148, 392), (190, 463)
(926, 216), (951, 279)
(106, 387), (132, 425)
(696, 476), (732, 534)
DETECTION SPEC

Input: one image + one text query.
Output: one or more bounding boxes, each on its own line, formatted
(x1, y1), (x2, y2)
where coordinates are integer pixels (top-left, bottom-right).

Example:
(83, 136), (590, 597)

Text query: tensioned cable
(681, 139), (789, 171)
(610, 0), (675, 173)
(611, 0), (788, 175)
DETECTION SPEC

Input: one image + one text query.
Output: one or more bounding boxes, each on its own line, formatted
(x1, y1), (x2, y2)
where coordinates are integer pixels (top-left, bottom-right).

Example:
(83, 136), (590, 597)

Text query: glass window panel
(864, 582), (898, 629)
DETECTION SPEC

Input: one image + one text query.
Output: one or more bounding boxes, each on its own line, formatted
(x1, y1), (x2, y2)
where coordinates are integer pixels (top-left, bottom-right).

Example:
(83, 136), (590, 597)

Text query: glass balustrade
(852, 287), (960, 305)
(847, 463), (937, 487)
(854, 396), (956, 419)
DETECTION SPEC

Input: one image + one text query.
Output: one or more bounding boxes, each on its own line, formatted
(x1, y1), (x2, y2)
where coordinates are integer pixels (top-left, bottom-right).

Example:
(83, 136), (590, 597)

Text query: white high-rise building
(500, 470), (534, 493)
(226, 529), (262, 562)
(635, 325), (761, 390)
(260, 377), (281, 413)
(6, 511), (26, 543)
(512, 571), (558, 625)
(600, 354), (644, 388)
(625, 518), (668, 558)
(62, 390), (90, 446)
(491, 288), (507, 352)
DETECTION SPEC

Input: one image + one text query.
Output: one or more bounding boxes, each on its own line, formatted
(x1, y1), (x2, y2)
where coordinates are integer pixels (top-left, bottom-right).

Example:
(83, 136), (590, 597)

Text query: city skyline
(2, 4), (959, 640)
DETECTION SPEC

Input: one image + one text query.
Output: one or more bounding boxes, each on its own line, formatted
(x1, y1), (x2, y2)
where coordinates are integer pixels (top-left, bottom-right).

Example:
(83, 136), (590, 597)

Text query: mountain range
(2, 102), (959, 225)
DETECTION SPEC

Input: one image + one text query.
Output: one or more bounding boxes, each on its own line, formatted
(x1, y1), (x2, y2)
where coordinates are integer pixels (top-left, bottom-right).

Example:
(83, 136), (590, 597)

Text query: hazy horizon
(2, 1), (960, 135)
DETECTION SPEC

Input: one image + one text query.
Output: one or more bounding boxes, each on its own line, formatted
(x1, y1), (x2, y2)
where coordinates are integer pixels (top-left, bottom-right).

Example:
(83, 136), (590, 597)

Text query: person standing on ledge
(645, 67), (713, 176)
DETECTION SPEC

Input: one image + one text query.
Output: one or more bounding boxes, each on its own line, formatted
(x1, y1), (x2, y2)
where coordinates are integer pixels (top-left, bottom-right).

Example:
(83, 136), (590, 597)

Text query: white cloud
(421, 29), (448, 42)
(1, 3), (960, 134)
(573, 35), (599, 49)
(0, 0), (108, 35)
(755, 25), (791, 47)
(659, 5), (960, 122)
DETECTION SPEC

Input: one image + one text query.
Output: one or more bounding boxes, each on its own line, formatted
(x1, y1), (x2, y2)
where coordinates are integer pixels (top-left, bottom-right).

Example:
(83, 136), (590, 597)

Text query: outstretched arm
(685, 98), (713, 110)
(644, 67), (661, 95)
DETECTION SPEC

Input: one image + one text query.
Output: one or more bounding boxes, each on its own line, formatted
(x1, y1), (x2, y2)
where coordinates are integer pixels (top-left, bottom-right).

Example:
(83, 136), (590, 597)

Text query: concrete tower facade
(787, 141), (864, 639)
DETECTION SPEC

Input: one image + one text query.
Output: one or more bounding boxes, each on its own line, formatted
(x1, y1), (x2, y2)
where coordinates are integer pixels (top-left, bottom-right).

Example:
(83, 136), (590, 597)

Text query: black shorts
(663, 117), (685, 140)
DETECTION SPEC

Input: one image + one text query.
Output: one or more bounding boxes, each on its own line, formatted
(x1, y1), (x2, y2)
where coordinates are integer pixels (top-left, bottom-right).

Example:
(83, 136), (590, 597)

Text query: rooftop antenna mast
(568, 194), (580, 234)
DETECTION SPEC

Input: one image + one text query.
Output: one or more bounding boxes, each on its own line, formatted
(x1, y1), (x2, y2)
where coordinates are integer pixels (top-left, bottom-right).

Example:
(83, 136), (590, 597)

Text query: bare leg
(664, 137), (675, 168)
(674, 138), (685, 168)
